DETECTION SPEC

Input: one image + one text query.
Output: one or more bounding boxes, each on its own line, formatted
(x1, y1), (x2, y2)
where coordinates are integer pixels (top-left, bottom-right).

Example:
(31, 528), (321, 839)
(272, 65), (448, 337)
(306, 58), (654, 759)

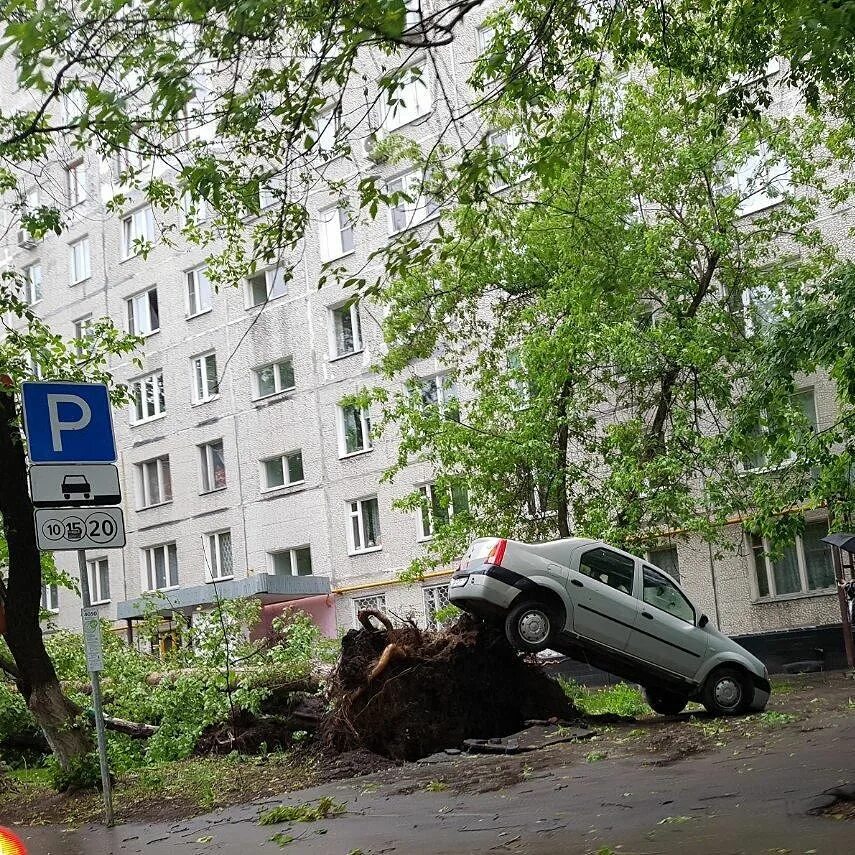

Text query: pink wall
(254, 595), (337, 640)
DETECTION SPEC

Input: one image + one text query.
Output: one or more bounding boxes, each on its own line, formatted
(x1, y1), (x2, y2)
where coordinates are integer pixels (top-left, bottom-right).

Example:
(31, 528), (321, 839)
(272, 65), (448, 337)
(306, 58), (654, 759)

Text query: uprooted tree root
(320, 611), (577, 761)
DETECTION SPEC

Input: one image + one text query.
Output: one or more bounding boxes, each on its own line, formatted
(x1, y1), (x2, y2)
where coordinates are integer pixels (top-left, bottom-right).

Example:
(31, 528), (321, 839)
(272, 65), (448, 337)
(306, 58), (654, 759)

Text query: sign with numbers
(34, 507), (126, 551)
(82, 606), (105, 672)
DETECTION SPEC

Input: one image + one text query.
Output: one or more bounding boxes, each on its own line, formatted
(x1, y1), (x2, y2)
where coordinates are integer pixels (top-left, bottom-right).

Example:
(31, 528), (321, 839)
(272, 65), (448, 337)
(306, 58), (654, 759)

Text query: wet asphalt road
(12, 714), (855, 855)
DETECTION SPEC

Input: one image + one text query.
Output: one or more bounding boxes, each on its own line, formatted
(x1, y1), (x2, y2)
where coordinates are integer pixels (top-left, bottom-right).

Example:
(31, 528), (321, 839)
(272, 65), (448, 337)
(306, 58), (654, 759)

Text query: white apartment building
(1, 9), (850, 670)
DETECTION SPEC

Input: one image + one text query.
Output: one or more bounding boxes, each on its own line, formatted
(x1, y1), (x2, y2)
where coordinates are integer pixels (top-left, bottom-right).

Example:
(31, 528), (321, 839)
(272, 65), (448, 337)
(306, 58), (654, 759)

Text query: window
(404, 0), (423, 29)
(424, 584), (450, 628)
(206, 530), (233, 580)
(641, 565), (694, 623)
(142, 543), (179, 591)
(73, 314), (92, 356)
(475, 24), (493, 55)
(353, 593), (386, 626)
(418, 483), (469, 540)
(199, 439), (226, 492)
(742, 388), (817, 471)
(121, 206), (155, 258)
(87, 558), (110, 604)
(178, 90), (216, 143)
(750, 520), (835, 599)
(130, 371), (166, 424)
(578, 547), (635, 595)
(731, 142), (791, 217)
(192, 351), (219, 402)
(380, 63), (431, 131)
(262, 450), (304, 490)
(41, 584), (59, 613)
(339, 404), (372, 455)
(66, 159), (87, 207)
(246, 267), (287, 307)
(23, 263), (42, 304)
(186, 266), (213, 316)
(319, 206), (354, 261)
(271, 546), (313, 577)
(136, 455), (172, 508)
(741, 284), (780, 334)
(259, 182), (278, 210)
(330, 302), (362, 358)
(180, 193), (208, 227)
(254, 358), (295, 398)
(315, 109), (341, 155)
(127, 287), (160, 335)
(487, 129), (524, 188)
(387, 171), (439, 234)
(69, 236), (91, 284)
(348, 496), (382, 553)
(647, 546), (680, 582)
(419, 374), (459, 419)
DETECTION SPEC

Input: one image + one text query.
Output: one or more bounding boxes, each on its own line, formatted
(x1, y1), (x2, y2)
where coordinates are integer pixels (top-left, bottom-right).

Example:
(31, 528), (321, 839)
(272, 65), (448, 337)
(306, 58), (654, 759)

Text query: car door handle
(641, 611), (653, 620)
(571, 579), (584, 588)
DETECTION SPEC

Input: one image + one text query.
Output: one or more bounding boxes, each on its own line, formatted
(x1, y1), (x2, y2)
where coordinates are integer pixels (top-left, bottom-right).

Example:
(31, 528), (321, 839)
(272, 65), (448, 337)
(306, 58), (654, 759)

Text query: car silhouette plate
(34, 507), (126, 551)
(29, 463), (121, 507)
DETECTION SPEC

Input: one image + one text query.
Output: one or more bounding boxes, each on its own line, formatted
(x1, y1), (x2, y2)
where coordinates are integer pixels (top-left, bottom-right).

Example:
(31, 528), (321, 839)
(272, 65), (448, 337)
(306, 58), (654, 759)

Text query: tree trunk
(0, 389), (92, 768)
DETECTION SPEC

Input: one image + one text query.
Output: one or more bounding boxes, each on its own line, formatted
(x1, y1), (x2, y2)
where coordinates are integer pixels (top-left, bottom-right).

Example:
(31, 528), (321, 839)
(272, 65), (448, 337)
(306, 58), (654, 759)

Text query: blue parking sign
(22, 382), (117, 463)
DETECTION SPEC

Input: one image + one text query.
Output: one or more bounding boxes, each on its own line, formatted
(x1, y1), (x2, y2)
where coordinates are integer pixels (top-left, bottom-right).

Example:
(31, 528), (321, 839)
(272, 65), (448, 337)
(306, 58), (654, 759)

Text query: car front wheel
(643, 687), (689, 715)
(505, 601), (556, 653)
(702, 666), (751, 716)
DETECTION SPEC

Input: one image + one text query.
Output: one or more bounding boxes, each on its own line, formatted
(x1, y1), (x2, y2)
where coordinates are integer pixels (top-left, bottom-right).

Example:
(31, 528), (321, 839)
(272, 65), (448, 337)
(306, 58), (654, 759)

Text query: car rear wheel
(702, 666), (751, 716)
(505, 601), (556, 653)
(643, 687), (688, 716)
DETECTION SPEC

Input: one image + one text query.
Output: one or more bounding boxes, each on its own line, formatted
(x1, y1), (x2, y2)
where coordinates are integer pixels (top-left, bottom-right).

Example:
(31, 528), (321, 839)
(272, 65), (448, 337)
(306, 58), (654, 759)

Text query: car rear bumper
(448, 569), (520, 613)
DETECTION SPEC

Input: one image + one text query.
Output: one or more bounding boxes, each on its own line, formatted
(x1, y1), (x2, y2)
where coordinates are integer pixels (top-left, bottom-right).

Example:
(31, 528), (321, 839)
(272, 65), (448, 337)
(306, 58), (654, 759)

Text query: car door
(626, 565), (708, 679)
(566, 546), (641, 651)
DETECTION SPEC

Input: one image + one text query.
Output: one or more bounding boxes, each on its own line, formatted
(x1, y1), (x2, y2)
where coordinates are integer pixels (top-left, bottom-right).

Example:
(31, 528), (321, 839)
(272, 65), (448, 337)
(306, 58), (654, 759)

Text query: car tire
(702, 666), (751, 716)
(643, 687), (688, 716)
(505, 601), (556, 653)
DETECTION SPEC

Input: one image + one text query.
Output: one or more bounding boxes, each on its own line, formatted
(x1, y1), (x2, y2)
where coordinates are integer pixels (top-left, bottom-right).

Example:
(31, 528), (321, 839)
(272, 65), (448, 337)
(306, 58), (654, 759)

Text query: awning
(117, 574), (331, 620)
(821, 533), (855, 555)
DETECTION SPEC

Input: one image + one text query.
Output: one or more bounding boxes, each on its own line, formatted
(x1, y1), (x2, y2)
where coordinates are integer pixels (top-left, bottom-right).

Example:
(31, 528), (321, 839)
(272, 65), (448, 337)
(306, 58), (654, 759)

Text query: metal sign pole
(78, 548), (114, 825)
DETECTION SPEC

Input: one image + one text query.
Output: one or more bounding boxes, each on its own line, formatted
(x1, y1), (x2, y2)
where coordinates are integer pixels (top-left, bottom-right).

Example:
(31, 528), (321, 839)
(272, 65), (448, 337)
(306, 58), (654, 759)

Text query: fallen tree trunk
(82, 710), (159, 739)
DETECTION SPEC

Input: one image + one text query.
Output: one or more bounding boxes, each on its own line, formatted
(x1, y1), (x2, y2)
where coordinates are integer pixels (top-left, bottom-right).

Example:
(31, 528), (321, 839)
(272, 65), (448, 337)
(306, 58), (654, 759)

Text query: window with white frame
(186, 265), (213, 316)
(339, 404), (372, 455)
(380, 63), (431, 132)
(647, 546), (680, 582)
(199, 439), (226, 492)
(417, 482), (468, 540)
(742, 388), (817, 471)
(41, 583), (59, 613)
(424, 584), (450, 628)
(319, 205), (354, 261)
(192, 351), (219, 402)
(66, 159), (87, 207)
(487, 128), (524, 189)
(259, 181), (278, 210)
(262, 450), (304, 490)
(121, 206), (155, 258)
(387, 171), (439, 234)
(130, 370), (166, 424)
(69, 236), (91, 284)
(23, 262), (42, 304)
(73, 314), (92, 356)
(179, 90), (217, 143)
(315, 108), (341, 155)
(749, 519), (836, 598)
(348, 496), (382, 553)
(475, 24), (493, 55)
(254, 358), (295, 398)
(26, 352), (42, 380)
(205, 530), (233, 580)
(741, 284), (782, 335)
(271, 546), (313, 577)
(330, 302), (362, 358)
(136, 455), (172, 508)
(419, 374), (459, 419)
(142, 542), (179, 591)
(404, 0), (423, 29)
(728, 142), (791, 217)
(87, 557), (110, 604)
(180, 193), (208, 227)
(246, 267), (287, 307)
(353, 593), (386, 626)
(126, 287), (160, 335)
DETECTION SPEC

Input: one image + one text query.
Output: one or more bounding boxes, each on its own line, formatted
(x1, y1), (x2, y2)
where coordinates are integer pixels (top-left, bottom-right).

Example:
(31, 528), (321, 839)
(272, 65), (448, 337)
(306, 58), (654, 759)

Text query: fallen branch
(358, 609), (393, 632)
(85, 710), (159, 738)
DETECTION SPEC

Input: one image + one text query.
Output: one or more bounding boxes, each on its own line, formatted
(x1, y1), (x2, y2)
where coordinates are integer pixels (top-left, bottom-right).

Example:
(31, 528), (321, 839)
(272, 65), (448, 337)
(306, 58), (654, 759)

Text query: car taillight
(486, 539), (507, 567)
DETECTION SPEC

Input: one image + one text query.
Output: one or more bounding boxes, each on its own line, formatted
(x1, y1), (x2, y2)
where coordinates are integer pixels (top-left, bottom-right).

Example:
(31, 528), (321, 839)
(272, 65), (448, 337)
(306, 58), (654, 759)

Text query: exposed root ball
(321, 613), (576, 761)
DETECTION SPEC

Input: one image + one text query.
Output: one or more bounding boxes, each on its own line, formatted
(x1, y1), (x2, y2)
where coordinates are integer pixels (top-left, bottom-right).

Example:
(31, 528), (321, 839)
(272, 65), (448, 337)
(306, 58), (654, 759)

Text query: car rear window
(468, 539), (496, 560)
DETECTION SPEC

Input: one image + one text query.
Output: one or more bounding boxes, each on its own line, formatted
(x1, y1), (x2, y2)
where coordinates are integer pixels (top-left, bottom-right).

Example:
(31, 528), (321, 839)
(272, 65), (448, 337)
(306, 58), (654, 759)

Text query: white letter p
(47, 394), (91, 452)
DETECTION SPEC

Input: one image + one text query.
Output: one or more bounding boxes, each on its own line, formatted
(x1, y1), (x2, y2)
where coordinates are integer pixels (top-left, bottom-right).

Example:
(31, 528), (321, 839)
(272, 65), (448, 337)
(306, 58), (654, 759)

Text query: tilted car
(449, 537), (770, 716)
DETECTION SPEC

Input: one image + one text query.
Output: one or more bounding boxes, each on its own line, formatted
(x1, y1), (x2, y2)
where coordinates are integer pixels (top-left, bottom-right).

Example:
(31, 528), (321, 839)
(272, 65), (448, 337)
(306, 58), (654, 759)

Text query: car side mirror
(698, 613), (709, 628)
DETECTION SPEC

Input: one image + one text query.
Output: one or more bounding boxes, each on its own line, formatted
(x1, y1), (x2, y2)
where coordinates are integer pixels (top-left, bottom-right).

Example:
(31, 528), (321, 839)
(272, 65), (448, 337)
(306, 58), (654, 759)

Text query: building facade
(0, 8), (849, 668)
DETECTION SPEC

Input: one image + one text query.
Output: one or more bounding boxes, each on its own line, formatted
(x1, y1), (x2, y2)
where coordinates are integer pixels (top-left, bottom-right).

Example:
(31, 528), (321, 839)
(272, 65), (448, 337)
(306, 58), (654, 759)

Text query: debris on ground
(321, 612), (577, 761)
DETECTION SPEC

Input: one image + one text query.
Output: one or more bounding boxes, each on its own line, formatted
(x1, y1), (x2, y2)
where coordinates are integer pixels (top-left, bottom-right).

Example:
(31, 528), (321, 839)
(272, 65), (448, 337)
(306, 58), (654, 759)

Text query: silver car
(449, 537), (770, 716)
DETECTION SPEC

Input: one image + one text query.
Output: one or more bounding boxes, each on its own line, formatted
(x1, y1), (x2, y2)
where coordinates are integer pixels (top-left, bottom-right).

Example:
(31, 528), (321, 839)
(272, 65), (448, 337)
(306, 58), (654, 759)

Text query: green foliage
(47, 751), (101, 793)
(432, 604), (462, 626)
(560, 679), (651, 718)
(756, 710), (797, 727)
(424, 779), (448, 792)
(258, 796), (347, 825)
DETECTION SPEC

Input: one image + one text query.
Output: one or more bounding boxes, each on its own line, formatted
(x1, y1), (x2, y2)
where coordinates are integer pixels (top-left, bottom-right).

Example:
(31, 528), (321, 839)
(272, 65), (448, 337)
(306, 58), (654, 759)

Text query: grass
(425, 780), (448, 792)
(258, 796), (347, 825)
(560, 678), (651, 718)
(756, 710), (797, 727)
(585, 750), (608, 763)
